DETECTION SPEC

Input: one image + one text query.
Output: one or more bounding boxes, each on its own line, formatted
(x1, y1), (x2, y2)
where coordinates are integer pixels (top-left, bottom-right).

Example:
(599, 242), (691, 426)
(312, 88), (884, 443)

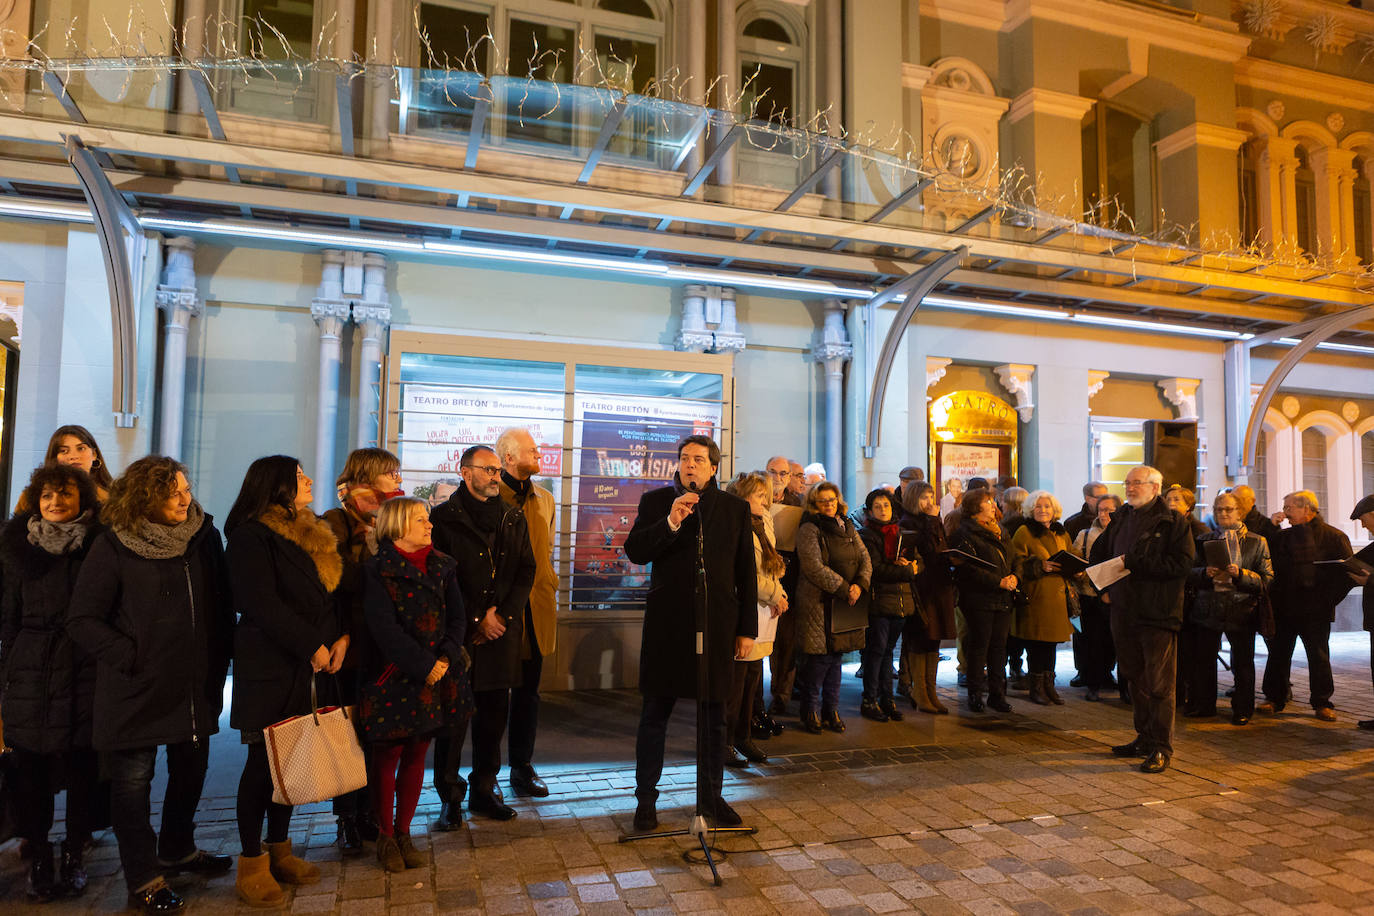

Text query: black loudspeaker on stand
(619, 481), (756, 886)
(1143, 419), (1198, 491)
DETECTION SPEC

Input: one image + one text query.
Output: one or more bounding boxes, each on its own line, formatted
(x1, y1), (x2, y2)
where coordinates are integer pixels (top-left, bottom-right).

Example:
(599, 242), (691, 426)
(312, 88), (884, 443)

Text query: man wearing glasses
(430, 445), (536, 821)
(766, 455), (803, 507)
(1090, 465), (1194, 774)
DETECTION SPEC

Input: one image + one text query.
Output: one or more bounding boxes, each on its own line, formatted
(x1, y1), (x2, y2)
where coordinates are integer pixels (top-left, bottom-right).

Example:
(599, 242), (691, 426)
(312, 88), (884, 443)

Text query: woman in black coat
(901, 482), (954, 714)
(948, 489), (1018, 713)
(0, 465), (102, 900)
(857, 488), (917, 723)
(67, 456), (234, 915)
(362, 497), (469, 873)
(225, 456), (346, 907)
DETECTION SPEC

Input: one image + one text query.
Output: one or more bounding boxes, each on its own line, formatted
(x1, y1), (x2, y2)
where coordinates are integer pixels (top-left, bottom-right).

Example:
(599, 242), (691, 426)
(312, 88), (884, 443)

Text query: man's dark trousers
(1262, 616), (1334, 710)
(634, 694), (726, 811)
(508, 612), (542, 770)
(1111, 610), (1177, 755)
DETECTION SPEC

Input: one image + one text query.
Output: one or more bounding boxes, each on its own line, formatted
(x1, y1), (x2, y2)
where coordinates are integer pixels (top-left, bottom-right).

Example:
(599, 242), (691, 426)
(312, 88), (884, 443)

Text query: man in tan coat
(495, 427), (559, 797)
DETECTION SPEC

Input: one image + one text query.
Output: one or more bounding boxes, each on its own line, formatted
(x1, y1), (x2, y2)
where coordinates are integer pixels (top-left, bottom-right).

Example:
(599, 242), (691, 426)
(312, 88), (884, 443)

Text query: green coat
(1009, 521), (1076, 644)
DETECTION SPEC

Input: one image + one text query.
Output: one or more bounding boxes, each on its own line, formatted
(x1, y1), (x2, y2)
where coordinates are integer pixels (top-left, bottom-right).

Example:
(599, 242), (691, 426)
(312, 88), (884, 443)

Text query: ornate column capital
(994, 363), (1035, 423)
(155, 235), (203, 326)
(675, 284), (746, 353)
(1088, 369), (1110, 400)
(926, 357), (952, 395)
(353, 303), (392, 339)
(311, 300), (351, 339)
(1158, 377), (1201, 420)
(812, 299), (852, 368)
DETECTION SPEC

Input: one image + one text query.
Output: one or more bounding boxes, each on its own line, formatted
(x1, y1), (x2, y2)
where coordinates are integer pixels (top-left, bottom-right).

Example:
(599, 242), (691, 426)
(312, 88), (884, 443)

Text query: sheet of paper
(1086, 555), (1130, 591)
(756, 604), (780, 644)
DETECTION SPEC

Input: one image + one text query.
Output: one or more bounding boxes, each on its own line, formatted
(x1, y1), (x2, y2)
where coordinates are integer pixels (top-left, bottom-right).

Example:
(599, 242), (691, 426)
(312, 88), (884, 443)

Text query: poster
(940, 443), (1001, 486)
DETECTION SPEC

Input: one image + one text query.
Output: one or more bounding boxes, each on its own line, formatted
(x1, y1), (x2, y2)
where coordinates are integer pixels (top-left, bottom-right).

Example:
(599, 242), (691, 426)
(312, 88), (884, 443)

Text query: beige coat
(1009, 521), (1076, 644)
(499, 478), (557, 657)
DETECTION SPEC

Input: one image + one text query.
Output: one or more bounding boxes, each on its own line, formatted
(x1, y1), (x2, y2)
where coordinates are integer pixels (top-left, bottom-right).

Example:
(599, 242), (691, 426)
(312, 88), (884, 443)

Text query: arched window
(1301, 426), (1328, 512)
(1238, 145), (1259, 247)
(1354, 156), (1372, 266)
(1252, 429), (1269, 517)
(1362, 429), (1374, 500)
(739, 15), (802, 126)
(1082, 102), (1155, 234)
(1294, 146), (1317, 255)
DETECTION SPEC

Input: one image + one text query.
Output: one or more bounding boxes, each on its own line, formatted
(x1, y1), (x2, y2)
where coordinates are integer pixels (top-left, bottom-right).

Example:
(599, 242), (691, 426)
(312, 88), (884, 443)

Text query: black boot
(28, 841), (57, 902)
(1028, 671), (1050, 705)
(59, 839), (87, 897)
(336, 816), (364, 854)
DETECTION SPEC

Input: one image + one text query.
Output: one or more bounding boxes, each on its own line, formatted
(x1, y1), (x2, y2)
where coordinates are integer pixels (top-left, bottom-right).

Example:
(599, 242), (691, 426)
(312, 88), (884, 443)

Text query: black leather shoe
(432, 800), (464, 832)
(801, 711), (823, 734)
(1231, 714), (1251, 726)
(768, 696), (788, 717)
(967, 694), (985, 713)
(879, 699), (904, 722)
(1358, 718), (1374, 730)
(128, 882), (185, 913)
(708, 798), (742, 827)
(1069, 675), (1084, 687)
(510, 766), (550, 798)
(59, 840), (87, 897)
(632, 800), (657, 833)
(724, 746), (749, 768)
(822, 710), (846, 733)
(1111, 738), (1146, 758)
(163, 850), (232, 876)
(336, 816), (364, 854)
(1140, 751), (1170, 773)
(735, 739), (768, 764)
(468, 787), (517, 821)
(987, 695), (1012, 713)
(27, 842), (56, 902)
(765, 713), (785, 736)
(750, 713), (772, 739)
(356, 810), (381, 842)
(860, 699), (888, 722)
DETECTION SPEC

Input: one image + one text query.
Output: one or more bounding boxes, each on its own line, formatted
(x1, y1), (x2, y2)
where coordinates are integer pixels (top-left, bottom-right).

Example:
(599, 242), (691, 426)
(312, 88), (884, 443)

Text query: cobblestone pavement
(4, 634), (1374, 914)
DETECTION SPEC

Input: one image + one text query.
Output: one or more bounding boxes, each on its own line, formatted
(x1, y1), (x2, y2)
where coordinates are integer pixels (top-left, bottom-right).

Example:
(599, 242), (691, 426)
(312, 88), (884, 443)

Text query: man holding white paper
(1089, 466), (1195, 774)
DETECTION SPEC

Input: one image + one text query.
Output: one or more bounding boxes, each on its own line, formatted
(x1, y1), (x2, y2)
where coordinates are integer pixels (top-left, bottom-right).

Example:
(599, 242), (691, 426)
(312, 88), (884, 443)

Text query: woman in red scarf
(857, 489), (919, 722)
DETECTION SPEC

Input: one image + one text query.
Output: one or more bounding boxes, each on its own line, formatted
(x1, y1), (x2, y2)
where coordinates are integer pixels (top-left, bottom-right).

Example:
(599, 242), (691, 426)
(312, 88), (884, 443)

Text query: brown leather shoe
(1315, 707), (1337, 722)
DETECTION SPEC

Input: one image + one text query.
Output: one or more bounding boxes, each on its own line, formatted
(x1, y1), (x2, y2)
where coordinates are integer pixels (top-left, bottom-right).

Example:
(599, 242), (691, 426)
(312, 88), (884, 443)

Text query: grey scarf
(114, 501), (205, 559)
(27, 511), (96, 555)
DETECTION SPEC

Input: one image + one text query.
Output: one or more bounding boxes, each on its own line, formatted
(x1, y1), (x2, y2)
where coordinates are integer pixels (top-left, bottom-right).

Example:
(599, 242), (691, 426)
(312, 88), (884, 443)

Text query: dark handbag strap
(309, 672), (352, 725)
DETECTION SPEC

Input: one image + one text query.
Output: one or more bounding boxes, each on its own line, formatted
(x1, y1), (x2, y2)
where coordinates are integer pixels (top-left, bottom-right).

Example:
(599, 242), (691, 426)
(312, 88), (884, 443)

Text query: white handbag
(263, 675), (367, 806)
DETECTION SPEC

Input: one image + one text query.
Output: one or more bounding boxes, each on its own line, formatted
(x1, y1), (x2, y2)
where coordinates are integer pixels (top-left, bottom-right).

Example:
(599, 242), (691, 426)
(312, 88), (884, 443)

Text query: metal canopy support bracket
(578, 96), (629, 184)
(682, 123), (742, 197)
(775, 143), (844, 213)
(1238, 304), (1374, 472)
(465, 89), (493, 171)
(862, 245), (968, 457)
(65, 134), (141, 427)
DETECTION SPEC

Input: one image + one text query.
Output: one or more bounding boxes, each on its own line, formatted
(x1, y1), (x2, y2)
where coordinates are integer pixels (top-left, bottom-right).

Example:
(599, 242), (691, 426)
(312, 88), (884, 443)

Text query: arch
(928, 56), (995, 96)
(1280, 119), (1338, 152)
(738, 0), (806, 45)
(596, 0), (662, 19)
(1263, 406), (1290, 431)
(1356, 414), (1374, 438)
(1296, 409), (1352, 437)
(1340, 130), (1374, 157)
(1235, 106), (1279, 138)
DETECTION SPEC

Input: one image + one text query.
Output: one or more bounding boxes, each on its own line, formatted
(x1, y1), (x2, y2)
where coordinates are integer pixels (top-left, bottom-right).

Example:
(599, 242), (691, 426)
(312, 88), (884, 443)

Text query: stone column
(681, 0), (706, 175)
(367, 0), (395, 152)
(352, 254), (391, 448)
(819, 0), (844, 200)
(312, 251), (351, 512)
(1309, 147), (1356, 262)
(1153, 123), (1249, 246)
(177, 0), (208, 116)
(813, 301), (853, 486)
(713, 0), (736, 190)
(1274, 140), (1300, 254)
(1004, 90), (1096, 216)
(154, 236), (203, 460)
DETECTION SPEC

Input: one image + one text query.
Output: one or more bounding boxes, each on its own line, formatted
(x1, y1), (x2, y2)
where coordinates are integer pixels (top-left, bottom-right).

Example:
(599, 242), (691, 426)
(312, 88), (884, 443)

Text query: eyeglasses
(814, 497), (838, 506)
(464, 465), (502, 475)
(1214, 507), (1239, 514)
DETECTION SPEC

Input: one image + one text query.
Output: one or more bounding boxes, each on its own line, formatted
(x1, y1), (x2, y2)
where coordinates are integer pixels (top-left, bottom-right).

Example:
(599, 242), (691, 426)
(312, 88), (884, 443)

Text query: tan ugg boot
(263, 840), (320, 886)
(235, 853), (285, 908)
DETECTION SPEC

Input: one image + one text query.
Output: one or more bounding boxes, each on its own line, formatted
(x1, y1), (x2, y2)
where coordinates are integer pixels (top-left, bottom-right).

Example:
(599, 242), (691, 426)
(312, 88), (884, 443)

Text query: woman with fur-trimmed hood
(225, 455), (346, 908)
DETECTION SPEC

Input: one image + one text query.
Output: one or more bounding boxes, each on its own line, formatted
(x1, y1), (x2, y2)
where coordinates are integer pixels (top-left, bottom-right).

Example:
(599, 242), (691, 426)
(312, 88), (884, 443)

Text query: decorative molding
(994, 363), (1036, 423)
(918, 0), (1006, 31)
(1281, 394), (1301, 418)
(1004, 0), (1252, 63)
(1326, 112), (1345, 134)
(1158, 377), (1201, 420)
(1155, 122), (1252, 160)
(926, 356), (953, 395)
(813, 302), (853, 365)
(310, 299), (351, 338)
(1006, 88), (1096, 125)
(676, 284), (745, 353)
(901, 63), (936, 91)
(1341, 400), (1360, 424)
(1236, 57), (1374, 116)
(1266, 99), (1286, 121)
(155, 236), (203, 324)
(1088, 369), (1110, 400)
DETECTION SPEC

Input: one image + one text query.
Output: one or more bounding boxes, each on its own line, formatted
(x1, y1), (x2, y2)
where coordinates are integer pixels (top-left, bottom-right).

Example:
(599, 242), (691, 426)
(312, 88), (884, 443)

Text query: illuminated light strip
(0, 199), (93, 222)
(1275, 336), (1374, 355)
(144, 217), (426, 253)
(921, 292), (1251, 340)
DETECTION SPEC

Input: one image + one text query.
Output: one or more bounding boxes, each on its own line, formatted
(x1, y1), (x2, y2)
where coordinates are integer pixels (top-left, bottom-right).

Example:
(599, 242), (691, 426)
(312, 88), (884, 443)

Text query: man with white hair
(1258, 490), (1353, 721)
(802, 462), (827, 485)
(1090, 465), (1194, 774)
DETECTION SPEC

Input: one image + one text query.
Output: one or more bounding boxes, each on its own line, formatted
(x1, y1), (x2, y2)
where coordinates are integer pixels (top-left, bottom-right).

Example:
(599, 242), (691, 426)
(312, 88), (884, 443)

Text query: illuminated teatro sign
(930, 390), (1017, 442)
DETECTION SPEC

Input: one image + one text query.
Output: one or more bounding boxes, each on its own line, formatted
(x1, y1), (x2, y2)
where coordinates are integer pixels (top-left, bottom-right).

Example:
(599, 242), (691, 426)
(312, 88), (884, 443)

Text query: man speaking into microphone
(624, 435), (757, 833)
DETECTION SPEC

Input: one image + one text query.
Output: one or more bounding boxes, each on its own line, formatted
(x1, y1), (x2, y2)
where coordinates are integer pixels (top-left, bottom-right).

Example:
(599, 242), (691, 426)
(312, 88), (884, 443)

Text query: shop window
(386, 334), (734, 614)
(1082, 102), (1156, 235)
(1354, 157), (1371, 266)
(1091, 416), (1208, 503)
(1294, 147), (1317, 256)
(1301, 426), (1328, 512)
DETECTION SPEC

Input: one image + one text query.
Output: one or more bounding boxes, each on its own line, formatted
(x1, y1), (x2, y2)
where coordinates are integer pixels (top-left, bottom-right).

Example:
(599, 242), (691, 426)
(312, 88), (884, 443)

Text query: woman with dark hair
(794, 481), (871, 734)
(225, 456), (347, 906)
(1, 465), (102, 900)
(901, 482), (954, 714)
(857, 488), (917, 722)
(67, 457), (234, 915)
(723, 472), (787, 767)
(363, 497), (469, 873)
(321, 447), (402, 849)
(948, 489), (1017, 713)
(46, 425), (115, 498)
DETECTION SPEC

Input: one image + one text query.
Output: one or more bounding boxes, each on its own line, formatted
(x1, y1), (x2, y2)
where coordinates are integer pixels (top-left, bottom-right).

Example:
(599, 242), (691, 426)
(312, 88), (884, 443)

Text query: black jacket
(858, 523), (917, 618)
(67, 515), (233, 751)
(623, 478), (757, 701)
(949, 520), (1014, 614)
(1189, 528), (1273, 632)
(1242, 506), (1281, 546)
(227, 518), (344, 733)
(430, 482), (535, 692)
(1091, 496), (1195, 631)
(1269, 516), (1353, 624)
(907, 512), (955, 641)
(1064, 503), (1094, 541)
(0, 515), (102, 753)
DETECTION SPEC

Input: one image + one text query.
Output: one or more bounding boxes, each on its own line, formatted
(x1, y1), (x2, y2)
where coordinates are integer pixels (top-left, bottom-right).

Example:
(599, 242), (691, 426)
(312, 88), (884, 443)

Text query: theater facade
(1, 0), (1372, 687)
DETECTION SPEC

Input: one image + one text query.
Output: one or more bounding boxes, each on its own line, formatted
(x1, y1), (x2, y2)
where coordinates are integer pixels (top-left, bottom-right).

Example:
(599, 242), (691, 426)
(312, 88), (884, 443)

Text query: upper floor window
(221, 0), (323, 120)
(1362, 430), (1374, 504)
(739, 15), (801, 126)
(1354, 156), (1372, 266)
(1294, 146), (1317, 255)
(1238, 147), (1259, 248)
(1081, 102), (1156, 235)
(1301, 425), (1328, 512)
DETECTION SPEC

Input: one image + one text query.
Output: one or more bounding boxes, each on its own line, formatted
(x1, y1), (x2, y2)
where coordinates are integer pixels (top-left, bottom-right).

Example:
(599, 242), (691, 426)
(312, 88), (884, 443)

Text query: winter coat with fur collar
(227, 506), (345, 734)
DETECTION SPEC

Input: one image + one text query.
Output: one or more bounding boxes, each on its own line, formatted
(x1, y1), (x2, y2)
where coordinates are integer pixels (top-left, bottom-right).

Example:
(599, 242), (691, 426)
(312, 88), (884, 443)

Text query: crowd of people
(0, 425), (1371, 910)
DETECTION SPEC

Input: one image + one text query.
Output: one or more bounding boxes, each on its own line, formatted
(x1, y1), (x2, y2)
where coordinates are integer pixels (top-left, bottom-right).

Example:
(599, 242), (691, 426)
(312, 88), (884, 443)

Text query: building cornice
(1154, 122), (1251, 159)
(1003, 0), (1251, 63)
(1235, 57), (1374, 116)
(1229, 0), (1374, 48)
(901, 63), (936, 90)
(918, 0), (1006, 30)
(1006, 88), (1096, 125)
(921, 84), (1012, 118)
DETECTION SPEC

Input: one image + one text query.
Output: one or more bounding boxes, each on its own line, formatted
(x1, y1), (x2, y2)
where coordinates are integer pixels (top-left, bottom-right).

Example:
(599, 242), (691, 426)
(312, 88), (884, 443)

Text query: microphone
(687, 480), (700, 493)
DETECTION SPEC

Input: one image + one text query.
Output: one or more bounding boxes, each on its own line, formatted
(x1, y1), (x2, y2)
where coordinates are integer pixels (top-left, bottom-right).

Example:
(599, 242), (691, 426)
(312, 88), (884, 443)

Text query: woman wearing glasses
(1188, 491), (1273, 725)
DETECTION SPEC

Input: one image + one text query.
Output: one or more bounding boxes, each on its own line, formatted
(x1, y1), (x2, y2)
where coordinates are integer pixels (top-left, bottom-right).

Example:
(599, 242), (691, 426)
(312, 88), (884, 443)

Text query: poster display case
(929, 389), (1018, 491)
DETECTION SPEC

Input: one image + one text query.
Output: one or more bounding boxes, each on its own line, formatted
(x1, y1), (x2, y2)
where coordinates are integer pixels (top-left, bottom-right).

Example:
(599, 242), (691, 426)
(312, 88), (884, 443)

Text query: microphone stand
(619, 478), (755, 886)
